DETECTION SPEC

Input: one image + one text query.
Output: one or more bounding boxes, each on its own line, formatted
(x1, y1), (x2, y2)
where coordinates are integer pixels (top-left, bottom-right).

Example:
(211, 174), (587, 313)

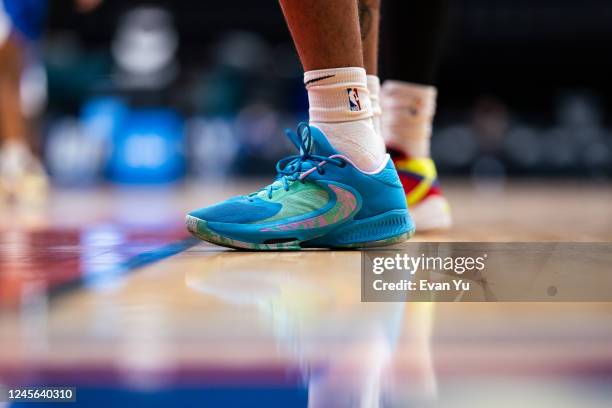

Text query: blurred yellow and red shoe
(388, 146), (452, 232)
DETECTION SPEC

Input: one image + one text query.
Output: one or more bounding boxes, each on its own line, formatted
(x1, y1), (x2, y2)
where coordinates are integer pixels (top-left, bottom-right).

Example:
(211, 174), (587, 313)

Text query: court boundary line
(48, 237), (201, 302)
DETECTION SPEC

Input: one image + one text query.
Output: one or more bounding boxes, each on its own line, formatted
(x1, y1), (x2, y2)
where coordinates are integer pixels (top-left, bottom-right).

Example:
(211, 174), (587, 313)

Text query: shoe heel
(303, 209), (415, 248)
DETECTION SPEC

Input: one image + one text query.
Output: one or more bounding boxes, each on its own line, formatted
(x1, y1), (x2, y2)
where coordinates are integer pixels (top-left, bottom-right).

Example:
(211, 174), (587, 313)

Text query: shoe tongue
(253, 125), (339, 199)
(304, 125), (338, 157)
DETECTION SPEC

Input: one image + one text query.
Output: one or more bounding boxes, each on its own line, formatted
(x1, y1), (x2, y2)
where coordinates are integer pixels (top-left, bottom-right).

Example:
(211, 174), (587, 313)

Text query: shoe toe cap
(188, 196), (281, 224)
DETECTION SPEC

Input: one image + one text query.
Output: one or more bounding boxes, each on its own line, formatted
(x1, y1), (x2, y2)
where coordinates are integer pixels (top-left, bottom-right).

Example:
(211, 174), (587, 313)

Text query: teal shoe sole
(186, 209), (414, 251)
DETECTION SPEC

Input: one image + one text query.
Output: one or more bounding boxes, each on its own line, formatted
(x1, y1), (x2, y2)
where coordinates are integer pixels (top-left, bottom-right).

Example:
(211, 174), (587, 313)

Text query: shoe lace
(249, 123), (346, 200)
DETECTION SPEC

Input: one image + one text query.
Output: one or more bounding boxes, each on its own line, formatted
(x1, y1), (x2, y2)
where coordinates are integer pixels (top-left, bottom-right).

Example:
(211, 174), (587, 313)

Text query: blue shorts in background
(2, 0), (47, 41)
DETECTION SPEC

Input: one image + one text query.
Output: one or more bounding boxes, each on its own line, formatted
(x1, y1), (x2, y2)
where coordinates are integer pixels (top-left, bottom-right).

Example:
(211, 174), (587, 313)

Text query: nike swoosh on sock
(304, 74), (336, 86)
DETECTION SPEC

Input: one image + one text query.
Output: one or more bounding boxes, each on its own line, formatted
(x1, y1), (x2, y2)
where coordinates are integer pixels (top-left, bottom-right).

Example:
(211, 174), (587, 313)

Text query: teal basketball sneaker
(186, 123), (415, 250)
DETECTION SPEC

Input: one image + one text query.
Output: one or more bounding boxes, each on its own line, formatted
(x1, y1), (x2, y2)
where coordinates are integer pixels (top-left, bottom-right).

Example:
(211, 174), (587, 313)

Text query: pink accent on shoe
(260, 184), (357, 232)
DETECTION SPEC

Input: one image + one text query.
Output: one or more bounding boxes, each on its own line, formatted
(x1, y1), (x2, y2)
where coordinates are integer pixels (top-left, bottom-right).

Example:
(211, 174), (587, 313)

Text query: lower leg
(377, 0), (453, 230)
(358, 0), (382, 137)
(279, 0), (385, 171)
(359, 0), (380, 76)
(279, 0), (363, 71)
(0, 36), (28, 146)
(380, 0), (450, 158)
(0, 36), (48, 203)
(380, 0), (450, 85)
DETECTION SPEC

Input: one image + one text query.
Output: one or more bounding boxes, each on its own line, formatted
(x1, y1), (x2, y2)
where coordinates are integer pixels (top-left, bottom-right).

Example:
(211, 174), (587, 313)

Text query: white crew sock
(366, 75), (382, 137)
(305, 67), (386, 172)
(381, 80), (437, 158)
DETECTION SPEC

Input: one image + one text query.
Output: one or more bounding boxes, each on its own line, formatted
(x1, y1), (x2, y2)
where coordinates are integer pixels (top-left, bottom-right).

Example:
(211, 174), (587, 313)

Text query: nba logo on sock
(347, 88), (361, 111)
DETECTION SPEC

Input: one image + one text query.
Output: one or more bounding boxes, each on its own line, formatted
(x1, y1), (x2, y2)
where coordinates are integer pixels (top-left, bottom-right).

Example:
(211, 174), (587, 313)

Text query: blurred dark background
(34, 0), (612, 184)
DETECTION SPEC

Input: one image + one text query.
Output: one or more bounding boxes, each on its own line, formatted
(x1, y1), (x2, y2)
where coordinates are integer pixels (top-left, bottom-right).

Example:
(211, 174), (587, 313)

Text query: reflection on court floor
(1, 182), (612, 407)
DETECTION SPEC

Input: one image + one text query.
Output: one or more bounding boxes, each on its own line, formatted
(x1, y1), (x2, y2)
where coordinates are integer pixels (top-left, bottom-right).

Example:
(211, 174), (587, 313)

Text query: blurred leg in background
(0, 0), (48, 204)
(0, 36), (28, 149)
(370, 0), (453, 232)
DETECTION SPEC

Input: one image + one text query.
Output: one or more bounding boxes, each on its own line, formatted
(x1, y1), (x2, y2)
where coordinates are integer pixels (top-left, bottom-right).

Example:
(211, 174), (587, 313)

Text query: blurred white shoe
(388, 148), (452, 232)
(0, 141), (49, 205)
